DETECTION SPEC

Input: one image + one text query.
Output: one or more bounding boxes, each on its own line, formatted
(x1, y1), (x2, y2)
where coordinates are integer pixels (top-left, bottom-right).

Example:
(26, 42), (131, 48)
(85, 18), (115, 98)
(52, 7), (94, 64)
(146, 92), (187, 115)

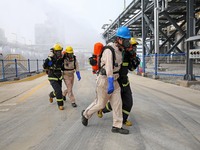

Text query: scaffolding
(102, 0), (200, 81)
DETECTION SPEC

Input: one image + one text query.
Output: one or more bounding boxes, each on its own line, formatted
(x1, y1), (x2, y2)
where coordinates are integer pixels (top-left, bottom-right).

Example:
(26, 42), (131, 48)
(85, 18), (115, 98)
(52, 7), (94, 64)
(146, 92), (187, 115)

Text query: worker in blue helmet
(116, 26), (132, 38)
(115, 26), (132, 48)
(81, 26), (131, 134)
(97, 36), (141, 127)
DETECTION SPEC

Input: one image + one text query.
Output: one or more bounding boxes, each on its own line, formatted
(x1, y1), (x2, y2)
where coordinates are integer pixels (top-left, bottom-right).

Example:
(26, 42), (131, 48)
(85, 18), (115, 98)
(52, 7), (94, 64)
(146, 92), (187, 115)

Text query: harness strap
(64, 69), (74, 71)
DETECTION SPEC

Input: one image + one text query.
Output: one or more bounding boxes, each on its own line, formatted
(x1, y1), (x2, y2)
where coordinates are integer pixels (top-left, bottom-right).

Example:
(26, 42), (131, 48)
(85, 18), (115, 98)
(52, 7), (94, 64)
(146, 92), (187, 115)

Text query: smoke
(0, 0), (105, 53)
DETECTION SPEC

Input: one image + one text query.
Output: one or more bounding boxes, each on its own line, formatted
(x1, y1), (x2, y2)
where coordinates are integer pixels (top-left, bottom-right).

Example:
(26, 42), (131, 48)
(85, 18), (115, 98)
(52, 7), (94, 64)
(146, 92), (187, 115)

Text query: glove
(135, 56), (141, 68)
(76, 71), (81, 81)
(107, 77), (114, 94)
(132, 56), (140, 69)
(45, 70), (49, 74)
(89, 57), (97, 66)
(48, 60), (53, 66)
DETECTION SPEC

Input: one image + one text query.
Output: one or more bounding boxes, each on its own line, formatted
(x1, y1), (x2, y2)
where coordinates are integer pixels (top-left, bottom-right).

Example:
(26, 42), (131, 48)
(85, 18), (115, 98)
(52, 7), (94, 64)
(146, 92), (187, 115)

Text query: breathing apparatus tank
(89, 42), (104, 74)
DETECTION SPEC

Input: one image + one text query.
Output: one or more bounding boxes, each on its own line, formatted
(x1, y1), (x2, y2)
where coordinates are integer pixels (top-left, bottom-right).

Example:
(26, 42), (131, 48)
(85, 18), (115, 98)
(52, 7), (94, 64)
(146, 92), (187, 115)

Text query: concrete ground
(0, 70), (200, 150)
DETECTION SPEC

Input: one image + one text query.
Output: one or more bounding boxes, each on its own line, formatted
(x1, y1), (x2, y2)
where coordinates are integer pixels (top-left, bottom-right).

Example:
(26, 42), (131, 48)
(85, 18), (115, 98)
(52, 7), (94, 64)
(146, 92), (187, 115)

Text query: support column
(184, 0), (195, 81)
(141, 0), (146, 76)
(153, 0), (160, 79)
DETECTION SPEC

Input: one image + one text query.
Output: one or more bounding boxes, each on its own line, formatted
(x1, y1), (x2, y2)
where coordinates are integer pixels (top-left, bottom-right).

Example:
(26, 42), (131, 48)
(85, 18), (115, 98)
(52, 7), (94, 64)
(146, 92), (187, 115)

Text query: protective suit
(81, 26), (132, 134)
(43, 43), (64, 110)
(99, 37), (140, 126)
(62, 46), (81, 107)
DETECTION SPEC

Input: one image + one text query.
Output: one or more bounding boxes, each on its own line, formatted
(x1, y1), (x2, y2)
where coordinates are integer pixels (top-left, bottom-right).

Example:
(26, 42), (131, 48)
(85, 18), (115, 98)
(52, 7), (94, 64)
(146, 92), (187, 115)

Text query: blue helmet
(116, 26), (131, 39)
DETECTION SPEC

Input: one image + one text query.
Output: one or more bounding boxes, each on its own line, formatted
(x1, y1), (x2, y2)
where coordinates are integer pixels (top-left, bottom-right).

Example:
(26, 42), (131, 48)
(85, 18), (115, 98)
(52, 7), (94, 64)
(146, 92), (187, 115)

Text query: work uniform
(83, 42), (123, 128)
(62, 55), (79, 104)
(102, 50), (136, 123)
(43, 54), (64, 107)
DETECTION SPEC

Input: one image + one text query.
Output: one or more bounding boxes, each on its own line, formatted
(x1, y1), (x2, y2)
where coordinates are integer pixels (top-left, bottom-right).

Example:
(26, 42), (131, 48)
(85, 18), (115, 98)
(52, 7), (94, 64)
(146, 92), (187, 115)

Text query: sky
(0, 0), (132, 51)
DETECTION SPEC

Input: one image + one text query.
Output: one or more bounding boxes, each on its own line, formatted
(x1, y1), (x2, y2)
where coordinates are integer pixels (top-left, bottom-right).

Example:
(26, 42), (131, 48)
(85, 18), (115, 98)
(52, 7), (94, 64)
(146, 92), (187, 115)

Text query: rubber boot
(97, 109), (103, 118)
(58, 106), (64, 110)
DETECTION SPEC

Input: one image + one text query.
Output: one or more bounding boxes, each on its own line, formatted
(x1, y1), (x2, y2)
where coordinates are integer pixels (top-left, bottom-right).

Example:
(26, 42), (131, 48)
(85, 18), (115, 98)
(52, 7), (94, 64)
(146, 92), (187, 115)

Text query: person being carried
(62, 46), (81, 107)
(81, 26), (132, 134)
(97, 37), (140, 126)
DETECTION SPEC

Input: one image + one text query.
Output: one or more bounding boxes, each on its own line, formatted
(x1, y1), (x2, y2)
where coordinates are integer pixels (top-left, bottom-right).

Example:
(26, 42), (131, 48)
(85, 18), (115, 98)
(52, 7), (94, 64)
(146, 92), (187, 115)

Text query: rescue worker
(97, 37), (141, 126)
(43, 43), (64, 110)
(62, 46), (81, 107)
(81, 26), (131, 134)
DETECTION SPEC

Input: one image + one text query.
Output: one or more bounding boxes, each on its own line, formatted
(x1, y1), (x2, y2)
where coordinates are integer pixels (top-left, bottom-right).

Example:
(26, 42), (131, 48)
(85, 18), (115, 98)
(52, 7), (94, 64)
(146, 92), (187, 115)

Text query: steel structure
(102, 0), (200, 81)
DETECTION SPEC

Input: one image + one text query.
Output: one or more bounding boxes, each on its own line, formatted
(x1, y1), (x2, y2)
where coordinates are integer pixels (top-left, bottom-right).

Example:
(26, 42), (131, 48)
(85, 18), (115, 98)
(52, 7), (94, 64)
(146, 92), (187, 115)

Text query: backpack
(63, 55), (77, 70)
(89, 43), (116, 74)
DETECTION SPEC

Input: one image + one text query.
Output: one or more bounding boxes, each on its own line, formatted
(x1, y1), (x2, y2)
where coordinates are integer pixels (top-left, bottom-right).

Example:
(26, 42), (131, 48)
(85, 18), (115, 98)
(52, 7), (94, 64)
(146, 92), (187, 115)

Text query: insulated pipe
(162, 0), (164, 11)
(165, 0), (168, 10)
(154, 0), (159, 54)
(161, 0), (168, 11)
(154, 0), (159, 76)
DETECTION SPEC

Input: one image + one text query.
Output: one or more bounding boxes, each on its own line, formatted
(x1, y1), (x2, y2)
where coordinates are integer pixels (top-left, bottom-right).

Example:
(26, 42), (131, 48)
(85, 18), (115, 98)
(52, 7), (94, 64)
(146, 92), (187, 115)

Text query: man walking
(97, 37), (140, 126)
(81, 26), (131, 134)
(43, 43), (64, 110)
(62, 46), (81, 107)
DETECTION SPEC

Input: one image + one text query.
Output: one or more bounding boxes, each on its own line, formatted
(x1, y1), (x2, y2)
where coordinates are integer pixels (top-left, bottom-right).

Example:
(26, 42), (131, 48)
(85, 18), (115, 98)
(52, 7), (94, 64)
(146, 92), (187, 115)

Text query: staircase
(3, 54), (28, 72)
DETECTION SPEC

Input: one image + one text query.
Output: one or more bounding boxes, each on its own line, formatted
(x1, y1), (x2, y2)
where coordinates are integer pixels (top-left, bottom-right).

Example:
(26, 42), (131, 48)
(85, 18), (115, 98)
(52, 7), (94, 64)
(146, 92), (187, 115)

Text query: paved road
(0, 70), (200, 150)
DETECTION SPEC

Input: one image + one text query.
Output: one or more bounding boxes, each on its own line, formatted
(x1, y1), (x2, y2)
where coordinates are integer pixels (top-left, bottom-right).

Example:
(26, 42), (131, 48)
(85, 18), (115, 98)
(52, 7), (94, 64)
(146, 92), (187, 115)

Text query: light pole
(109, 19), (113, 24)
(101, 24), (109, 30)
(124, 0), (126, 10)
(21, 36), (26, 45)
(11, 33), (18, 44)
(28, 40), (32, 45)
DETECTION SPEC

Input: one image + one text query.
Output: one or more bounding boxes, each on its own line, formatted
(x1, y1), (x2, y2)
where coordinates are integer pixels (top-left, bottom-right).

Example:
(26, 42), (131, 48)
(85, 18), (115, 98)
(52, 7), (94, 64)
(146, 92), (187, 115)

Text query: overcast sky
(0, 0), (132, 50)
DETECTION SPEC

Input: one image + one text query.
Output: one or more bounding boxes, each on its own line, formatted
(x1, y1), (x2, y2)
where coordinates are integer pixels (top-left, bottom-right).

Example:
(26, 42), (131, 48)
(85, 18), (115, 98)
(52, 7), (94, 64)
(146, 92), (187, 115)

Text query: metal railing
(136, 53), (200, 80)
(0, 59), (44, 81)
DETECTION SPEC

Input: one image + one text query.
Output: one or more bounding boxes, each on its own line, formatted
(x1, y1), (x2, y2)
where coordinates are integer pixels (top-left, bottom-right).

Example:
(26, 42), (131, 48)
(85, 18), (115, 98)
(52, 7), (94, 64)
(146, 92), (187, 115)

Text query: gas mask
(122, 39), (131, 48)
(54, 51), (62, 59)
(66, 53), (74, 61)
(126, 45), (137, 57)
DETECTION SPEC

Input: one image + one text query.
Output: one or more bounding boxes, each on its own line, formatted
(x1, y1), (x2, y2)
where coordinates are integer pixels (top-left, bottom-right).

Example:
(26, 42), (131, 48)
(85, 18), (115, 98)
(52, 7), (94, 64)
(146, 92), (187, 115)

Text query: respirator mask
(66, 53), (74, 61)
(54, 51), (62, 59)
(122, 38), (131, 48)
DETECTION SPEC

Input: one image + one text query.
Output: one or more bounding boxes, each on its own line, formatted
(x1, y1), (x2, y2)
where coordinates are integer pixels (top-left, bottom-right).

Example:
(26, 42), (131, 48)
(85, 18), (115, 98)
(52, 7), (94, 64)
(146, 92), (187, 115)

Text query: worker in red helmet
(62, 46), (81, 107)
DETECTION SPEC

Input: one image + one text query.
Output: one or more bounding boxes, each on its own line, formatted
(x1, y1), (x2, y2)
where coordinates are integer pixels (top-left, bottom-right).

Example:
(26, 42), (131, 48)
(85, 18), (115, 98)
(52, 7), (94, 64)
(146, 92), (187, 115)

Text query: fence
(0, 59), (44, 81)
(1, 54), (199, 82)
(137, 53), (200, 81)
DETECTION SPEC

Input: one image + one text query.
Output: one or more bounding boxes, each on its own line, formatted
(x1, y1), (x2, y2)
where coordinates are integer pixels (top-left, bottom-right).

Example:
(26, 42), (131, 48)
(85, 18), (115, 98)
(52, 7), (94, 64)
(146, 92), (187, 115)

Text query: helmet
(130, 37), (138, 45)
(53, 43), (63, 51)
(116, 26), (131, 39)
(65, 46), (74, 54)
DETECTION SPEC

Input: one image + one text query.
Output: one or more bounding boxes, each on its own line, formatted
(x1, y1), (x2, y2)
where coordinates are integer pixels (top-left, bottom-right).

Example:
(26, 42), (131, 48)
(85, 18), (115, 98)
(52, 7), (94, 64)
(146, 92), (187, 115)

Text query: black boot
(111, 126), (129, 134)
(81, 110), (88, 126)
(63, 95), (66, 101)
(71, 103), (77, 107)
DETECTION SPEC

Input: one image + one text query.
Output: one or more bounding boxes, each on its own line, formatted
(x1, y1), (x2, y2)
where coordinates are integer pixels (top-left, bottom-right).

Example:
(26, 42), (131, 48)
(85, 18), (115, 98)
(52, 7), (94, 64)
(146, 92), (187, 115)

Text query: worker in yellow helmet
(43, 43), (64, 110)
(97, 37), (140, 126)
(130, 37), (138, 45)
(62, 46), (81, 107)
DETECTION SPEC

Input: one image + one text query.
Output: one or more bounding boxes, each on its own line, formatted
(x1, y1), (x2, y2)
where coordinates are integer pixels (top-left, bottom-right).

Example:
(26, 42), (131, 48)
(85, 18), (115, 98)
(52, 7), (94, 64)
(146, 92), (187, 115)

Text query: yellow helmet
(130, 38), (138, 45)
(65, 46), (74, 54)
(53, 43), (63, 51)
